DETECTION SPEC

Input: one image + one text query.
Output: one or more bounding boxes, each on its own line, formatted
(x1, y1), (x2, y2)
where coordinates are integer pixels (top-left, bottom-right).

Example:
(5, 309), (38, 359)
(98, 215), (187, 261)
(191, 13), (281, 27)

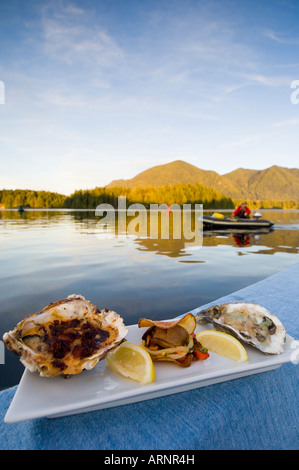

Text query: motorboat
(202, 213), (274, 230)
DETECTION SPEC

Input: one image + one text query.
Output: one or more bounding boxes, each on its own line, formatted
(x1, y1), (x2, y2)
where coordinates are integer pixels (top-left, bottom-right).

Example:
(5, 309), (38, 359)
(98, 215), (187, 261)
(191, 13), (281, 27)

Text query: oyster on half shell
(3, 294), (128, 377)
(196, 302), (286, 355)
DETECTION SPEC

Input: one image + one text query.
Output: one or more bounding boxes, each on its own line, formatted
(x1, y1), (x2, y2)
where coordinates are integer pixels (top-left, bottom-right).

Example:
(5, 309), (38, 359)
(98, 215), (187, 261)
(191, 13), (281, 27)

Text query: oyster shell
(195, 302), (286, 355)
(3, 294), (128, 377)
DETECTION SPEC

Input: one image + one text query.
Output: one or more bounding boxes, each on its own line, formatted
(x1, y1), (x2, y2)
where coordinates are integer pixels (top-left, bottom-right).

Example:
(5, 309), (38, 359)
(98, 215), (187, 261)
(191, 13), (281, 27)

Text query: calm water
(1, 209), (299, 390)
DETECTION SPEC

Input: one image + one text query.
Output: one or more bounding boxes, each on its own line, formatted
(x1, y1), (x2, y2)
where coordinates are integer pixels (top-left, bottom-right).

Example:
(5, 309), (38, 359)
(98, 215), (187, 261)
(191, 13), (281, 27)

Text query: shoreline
(1, 208), (299, 213)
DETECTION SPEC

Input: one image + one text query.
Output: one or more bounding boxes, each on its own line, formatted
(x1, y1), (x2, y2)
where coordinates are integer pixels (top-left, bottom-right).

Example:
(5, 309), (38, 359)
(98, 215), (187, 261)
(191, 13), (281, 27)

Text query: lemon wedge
(196, 330), (248, 363)
(106, 342), (155, 384)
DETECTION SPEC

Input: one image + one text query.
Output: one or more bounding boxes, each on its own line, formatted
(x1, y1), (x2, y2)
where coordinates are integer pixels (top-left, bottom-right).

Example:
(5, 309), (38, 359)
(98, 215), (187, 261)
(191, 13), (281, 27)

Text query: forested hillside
(0, 189), (66, 208)
(63, 183), (234, 209)
(108, 160), (299, 202)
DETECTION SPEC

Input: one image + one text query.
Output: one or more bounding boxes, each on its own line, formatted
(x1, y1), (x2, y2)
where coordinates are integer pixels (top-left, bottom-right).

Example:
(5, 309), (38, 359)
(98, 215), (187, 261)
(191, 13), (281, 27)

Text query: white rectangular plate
(4, 322), (295, 423)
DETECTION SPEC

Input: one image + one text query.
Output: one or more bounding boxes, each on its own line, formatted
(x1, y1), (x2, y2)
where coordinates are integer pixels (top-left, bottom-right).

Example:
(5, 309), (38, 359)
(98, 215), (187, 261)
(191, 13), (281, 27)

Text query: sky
(0, 0), (299, 195)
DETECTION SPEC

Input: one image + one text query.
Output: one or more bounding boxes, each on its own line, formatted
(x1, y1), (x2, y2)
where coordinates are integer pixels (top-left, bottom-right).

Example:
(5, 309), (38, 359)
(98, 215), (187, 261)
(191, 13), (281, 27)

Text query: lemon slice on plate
(196, 330), (248, 363)
(106, 342), (155, 384)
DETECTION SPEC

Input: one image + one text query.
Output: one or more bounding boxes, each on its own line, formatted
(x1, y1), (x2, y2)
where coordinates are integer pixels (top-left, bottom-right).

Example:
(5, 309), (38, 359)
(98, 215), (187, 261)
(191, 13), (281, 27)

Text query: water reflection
(202, 227), (299, 255)
(1, 208), (299, 259)
(1, 209), (299, 257)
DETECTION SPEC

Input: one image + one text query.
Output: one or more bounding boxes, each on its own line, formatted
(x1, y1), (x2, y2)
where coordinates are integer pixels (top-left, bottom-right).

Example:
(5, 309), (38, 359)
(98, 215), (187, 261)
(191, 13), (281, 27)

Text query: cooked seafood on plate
(139, 313), (209, 367)
(195, 302), (286, 354)
(3, 294), (128, 377)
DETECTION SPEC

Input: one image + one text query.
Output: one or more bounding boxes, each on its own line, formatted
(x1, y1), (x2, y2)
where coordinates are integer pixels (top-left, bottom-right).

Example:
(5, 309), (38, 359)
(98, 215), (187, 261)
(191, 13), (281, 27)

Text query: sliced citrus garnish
(106, 342), (155, 384)
(196, 330), (248, 363)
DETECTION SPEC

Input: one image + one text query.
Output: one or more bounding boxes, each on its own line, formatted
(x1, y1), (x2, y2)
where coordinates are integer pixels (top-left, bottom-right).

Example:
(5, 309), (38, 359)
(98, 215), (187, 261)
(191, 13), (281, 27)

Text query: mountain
(108, 160), (241, 195)
(224, 165), (299, 200)
(107, 161), (299, 201)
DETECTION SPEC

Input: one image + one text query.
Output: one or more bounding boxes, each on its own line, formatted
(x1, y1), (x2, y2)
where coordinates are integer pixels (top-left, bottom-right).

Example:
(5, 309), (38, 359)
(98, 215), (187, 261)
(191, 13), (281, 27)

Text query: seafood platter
(3, 294), (295, 423)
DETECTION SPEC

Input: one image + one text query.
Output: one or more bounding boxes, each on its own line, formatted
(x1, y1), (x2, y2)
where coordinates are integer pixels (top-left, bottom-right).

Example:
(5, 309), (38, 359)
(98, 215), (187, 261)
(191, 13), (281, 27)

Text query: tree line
(63, 183), (235, 209)
(234, 199), (299, 210)
(0, 189), (66, 209)
(1, 187), (298, 210)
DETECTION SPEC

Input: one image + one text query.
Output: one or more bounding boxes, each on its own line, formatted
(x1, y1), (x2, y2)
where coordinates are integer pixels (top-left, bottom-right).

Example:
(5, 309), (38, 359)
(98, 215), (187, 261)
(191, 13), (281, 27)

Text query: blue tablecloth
(1, 263), (298, 450)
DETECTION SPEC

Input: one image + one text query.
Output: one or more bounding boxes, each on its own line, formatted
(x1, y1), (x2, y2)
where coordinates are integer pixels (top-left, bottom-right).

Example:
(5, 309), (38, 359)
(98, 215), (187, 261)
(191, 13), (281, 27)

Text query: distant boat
(18, 205), (25, 213)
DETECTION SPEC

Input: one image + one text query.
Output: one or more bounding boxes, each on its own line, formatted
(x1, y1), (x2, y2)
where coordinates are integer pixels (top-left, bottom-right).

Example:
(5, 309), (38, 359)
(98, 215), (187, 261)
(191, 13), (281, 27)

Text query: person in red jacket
(233, 202), (251, 219)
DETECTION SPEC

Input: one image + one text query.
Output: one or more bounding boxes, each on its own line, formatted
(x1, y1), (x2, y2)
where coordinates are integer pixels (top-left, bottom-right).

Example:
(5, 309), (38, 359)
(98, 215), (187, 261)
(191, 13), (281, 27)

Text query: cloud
(173, 11), (257, 74)
(263, 29), (299, 45)
(273, 119), (299, 127)
(39, 90), (88, 107)
(219, 133), (261, 150)
(243, 73), (291, 87)
(12, 2), (126, 110)
(40, 2), (124, 67)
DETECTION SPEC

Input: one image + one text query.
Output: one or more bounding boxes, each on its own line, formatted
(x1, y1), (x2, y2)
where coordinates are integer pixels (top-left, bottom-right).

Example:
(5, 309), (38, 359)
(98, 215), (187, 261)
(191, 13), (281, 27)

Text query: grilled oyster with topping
(196, 302), (286, 355)
(3, 294), (128, 377)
